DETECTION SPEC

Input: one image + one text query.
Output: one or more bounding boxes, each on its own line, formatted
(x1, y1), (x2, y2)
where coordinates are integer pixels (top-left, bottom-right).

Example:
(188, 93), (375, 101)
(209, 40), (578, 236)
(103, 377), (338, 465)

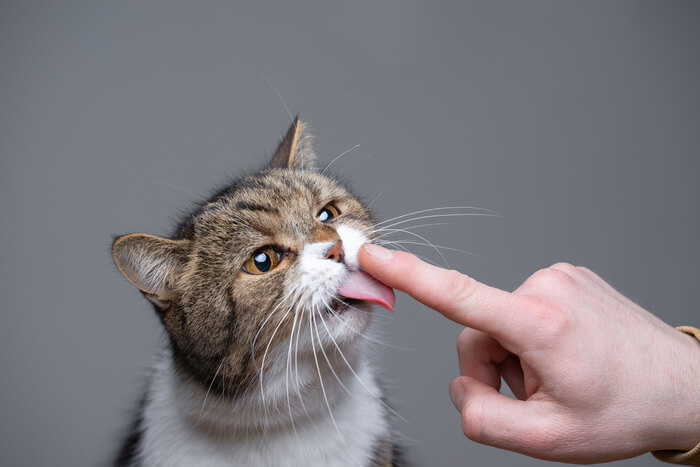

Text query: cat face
(112, 120), (388, 397)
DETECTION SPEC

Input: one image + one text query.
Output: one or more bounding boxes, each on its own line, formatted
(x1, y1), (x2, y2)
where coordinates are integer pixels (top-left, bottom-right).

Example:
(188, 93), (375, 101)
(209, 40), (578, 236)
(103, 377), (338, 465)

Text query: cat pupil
(254, 252), (271, 271)
(319, 208), (332, 222)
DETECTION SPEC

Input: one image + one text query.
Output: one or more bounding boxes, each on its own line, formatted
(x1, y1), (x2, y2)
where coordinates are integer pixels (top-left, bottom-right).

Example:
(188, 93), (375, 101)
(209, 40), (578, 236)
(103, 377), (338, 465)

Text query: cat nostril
(325, 240), (345, 263)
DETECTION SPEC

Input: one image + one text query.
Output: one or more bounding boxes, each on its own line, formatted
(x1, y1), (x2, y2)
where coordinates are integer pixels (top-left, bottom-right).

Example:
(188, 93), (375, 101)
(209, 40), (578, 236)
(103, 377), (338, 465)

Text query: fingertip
(360, 243), (395, 262)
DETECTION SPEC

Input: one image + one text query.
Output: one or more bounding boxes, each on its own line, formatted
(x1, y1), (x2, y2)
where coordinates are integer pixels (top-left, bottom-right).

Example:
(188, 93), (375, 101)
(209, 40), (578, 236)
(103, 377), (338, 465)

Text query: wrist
(649, 327), (700, 453)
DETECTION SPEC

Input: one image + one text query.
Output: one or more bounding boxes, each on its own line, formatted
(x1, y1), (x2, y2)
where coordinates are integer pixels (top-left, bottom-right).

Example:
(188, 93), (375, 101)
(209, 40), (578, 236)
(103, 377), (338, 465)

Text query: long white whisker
(320, 301), (408, 423)
(365, 182), (391, 210)
(378, 240), (479, 258)
(309, 303), (346, 446)
(380, 212), (500, 231)
(197, 356), (226, 423)
(322, 143), (362, 175)
(251, 288), (297, 371)
(327, 300), (414, 351)
(285, 308), (300, 438)
(372, 222), (452, 237)
(293, 304), (313, 423)
(375, 227), (450, 267)
(374, 206), (500, 228)
(379, 241), (443, 267)
(155, 180), (207, 202)
(259, 303), (294, 407)
(311, 307), (356, 399)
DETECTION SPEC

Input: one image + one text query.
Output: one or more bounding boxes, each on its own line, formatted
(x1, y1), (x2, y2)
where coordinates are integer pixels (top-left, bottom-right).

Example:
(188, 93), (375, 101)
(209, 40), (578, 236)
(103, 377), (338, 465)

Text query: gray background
(1, 1), (698, 466)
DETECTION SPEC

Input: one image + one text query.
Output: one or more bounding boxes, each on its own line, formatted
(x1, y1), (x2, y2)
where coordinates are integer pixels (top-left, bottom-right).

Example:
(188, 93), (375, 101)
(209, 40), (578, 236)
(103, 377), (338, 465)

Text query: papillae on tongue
(337, 270), (395, 312)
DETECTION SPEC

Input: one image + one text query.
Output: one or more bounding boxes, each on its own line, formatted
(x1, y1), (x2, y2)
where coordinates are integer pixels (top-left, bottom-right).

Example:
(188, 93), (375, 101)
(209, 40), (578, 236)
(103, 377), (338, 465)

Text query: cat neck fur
(138, 345), (390, 466)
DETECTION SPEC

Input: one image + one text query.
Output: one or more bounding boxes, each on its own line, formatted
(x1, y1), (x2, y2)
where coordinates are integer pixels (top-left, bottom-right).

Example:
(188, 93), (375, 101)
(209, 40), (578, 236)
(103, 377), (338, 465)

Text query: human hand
(358, 244), (700, 463)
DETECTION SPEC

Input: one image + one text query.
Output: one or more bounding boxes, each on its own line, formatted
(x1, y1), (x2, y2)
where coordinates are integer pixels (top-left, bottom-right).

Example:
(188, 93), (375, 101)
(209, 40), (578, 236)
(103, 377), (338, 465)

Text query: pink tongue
(337, 270), (395, 312)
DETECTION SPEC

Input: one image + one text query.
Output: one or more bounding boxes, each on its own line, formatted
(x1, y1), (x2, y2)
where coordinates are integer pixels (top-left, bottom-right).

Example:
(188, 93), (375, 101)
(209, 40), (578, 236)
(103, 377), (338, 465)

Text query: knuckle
(532, 300), (569, 339)
(527, 266), (576, 292)
(456, 327), (478, 350)
(549, 262), (579, 277)
(444, 269), (475, 306)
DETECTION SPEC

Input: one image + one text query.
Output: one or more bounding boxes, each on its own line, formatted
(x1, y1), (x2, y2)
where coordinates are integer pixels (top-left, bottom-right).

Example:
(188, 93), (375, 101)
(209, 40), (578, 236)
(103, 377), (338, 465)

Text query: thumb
(450, 376), (554, 459)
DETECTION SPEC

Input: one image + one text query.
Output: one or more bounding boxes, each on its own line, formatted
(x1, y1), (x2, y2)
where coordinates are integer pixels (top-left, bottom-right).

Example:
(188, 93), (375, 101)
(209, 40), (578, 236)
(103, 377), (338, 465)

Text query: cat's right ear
(269, 117), (317, 170)
(112, 234), (190, 310)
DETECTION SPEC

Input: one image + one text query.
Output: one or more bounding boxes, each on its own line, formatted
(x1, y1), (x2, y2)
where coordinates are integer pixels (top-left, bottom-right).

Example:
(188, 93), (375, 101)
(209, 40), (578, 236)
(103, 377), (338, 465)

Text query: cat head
(112, 119), (393, 401)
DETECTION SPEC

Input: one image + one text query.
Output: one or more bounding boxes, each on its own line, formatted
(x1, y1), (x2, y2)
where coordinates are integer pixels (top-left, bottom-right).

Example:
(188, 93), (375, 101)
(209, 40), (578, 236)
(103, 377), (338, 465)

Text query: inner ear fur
(269, 117), (317, 170)
(112, 233), (190, 309)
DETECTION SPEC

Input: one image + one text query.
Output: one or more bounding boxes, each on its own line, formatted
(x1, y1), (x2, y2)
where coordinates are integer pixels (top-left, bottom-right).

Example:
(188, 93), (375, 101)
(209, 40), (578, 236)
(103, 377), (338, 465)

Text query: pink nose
(325, 240), (345, 263)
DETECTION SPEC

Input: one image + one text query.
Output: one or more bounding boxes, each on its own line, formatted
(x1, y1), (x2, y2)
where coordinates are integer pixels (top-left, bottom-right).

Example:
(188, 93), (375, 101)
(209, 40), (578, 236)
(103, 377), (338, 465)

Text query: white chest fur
(137, 351), (389, 467)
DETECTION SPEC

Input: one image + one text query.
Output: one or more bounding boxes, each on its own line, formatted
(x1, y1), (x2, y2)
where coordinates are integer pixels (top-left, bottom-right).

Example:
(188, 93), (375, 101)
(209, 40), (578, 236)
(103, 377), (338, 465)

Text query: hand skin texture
(358, 243), (700, 464)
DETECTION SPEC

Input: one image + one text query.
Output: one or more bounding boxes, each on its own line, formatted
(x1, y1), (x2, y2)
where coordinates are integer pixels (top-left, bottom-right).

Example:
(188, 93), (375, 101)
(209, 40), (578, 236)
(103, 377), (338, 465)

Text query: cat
(111, 118), (403, 466)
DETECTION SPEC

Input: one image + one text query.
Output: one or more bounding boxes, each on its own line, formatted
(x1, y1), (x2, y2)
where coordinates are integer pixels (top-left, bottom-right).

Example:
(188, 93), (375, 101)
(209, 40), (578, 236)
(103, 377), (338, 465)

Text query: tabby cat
(112, 119), (402, 466)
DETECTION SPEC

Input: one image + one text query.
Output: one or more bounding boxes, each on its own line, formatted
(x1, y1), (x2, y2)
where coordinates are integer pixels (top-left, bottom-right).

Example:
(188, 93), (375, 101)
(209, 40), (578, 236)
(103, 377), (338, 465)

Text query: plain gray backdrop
(1, 1), (698, 466)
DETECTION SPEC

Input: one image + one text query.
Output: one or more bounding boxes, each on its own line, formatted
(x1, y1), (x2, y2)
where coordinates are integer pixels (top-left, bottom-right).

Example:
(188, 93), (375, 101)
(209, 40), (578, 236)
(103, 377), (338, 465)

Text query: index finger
(358, 243), (530, 346)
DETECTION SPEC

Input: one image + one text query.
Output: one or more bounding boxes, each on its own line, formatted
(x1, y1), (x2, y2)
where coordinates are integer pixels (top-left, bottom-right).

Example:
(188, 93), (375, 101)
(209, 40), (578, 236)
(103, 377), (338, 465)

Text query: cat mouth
(336, 270), (395, 312)
(327, 297), (363, 315)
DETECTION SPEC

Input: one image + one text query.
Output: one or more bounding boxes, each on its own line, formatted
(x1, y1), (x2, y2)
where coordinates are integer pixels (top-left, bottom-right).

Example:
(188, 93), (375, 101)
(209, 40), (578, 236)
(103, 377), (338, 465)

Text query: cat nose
(325, 240), (345, 263)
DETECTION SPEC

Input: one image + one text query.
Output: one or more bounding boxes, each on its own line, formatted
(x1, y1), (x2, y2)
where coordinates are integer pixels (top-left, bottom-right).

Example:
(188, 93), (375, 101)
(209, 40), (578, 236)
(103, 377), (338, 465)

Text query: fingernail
(362, 243), (394, 261)
(449, 378), (466, 410)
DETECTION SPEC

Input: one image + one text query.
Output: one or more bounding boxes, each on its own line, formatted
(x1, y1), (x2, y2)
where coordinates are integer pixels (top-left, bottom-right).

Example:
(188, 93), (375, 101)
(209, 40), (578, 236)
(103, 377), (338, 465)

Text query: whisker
(322, 143), (362, 175)
(330, 300), (416, 351)
(320, 301), (408, 423)
(155, 180), (207, 202)
(285, 309), (300, 438)
(365, 182), (391, 210)
(374, 206), (500, 228)
(309, 304), (346, 446)
(197, 356), (226, 423)
(375, 227), (450, 267)
(293, 304), (313, 423)
(251, 288), (296, 371)
(372, 222), (452, 236)
(311, 308), (356, 399)
(259, 303), (294, 407)
(378, 241), (443, 267)
(379, 212), (500, 231)
(379, 240), (480, 258)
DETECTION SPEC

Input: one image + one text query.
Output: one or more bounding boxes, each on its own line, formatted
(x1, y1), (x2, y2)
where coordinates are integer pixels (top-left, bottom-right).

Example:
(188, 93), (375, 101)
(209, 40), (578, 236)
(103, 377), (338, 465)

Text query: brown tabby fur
(112, 119), (375, 400)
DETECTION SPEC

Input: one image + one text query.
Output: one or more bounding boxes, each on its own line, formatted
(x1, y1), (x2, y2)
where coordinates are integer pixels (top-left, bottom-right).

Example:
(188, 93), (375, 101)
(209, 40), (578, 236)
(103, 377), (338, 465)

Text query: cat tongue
(337, 271), (395, 312)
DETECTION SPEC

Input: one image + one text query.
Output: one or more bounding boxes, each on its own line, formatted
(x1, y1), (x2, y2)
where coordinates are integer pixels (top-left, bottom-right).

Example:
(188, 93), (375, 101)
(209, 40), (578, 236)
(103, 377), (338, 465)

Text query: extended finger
(359, 244), (532, 345)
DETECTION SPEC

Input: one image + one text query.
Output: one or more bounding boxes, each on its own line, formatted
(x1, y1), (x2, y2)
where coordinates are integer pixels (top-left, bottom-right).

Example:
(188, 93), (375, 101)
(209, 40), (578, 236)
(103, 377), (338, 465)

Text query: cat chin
(283, 299), (372, 353)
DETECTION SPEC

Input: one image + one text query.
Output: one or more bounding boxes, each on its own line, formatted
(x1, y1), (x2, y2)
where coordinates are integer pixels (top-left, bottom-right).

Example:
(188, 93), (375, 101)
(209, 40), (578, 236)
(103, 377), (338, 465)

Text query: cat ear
(112, 233), (190, 310)
(269, 117), (318, 170)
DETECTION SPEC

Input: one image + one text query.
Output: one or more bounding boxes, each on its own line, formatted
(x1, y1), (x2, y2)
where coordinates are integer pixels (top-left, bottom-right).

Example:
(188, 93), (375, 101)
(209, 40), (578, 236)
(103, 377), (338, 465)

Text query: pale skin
(358, 243), (700, 464)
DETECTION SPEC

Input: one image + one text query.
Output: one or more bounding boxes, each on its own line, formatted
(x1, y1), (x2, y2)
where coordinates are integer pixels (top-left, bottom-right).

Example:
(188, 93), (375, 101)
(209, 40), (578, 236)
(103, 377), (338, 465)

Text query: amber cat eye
(242, 246), (281, 275)
(318, 203), (340, 222)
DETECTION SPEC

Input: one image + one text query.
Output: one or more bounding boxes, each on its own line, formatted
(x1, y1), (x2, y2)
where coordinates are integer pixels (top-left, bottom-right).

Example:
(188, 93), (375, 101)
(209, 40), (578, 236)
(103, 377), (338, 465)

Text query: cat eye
(318, 203), (340, 223)
(242, 246), (282, 275)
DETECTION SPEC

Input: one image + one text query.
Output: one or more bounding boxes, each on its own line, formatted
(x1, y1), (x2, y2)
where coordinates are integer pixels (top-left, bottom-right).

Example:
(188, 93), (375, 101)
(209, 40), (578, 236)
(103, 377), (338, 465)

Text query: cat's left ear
(269, 117), (317, 170)
(112, 233), (191, 310)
